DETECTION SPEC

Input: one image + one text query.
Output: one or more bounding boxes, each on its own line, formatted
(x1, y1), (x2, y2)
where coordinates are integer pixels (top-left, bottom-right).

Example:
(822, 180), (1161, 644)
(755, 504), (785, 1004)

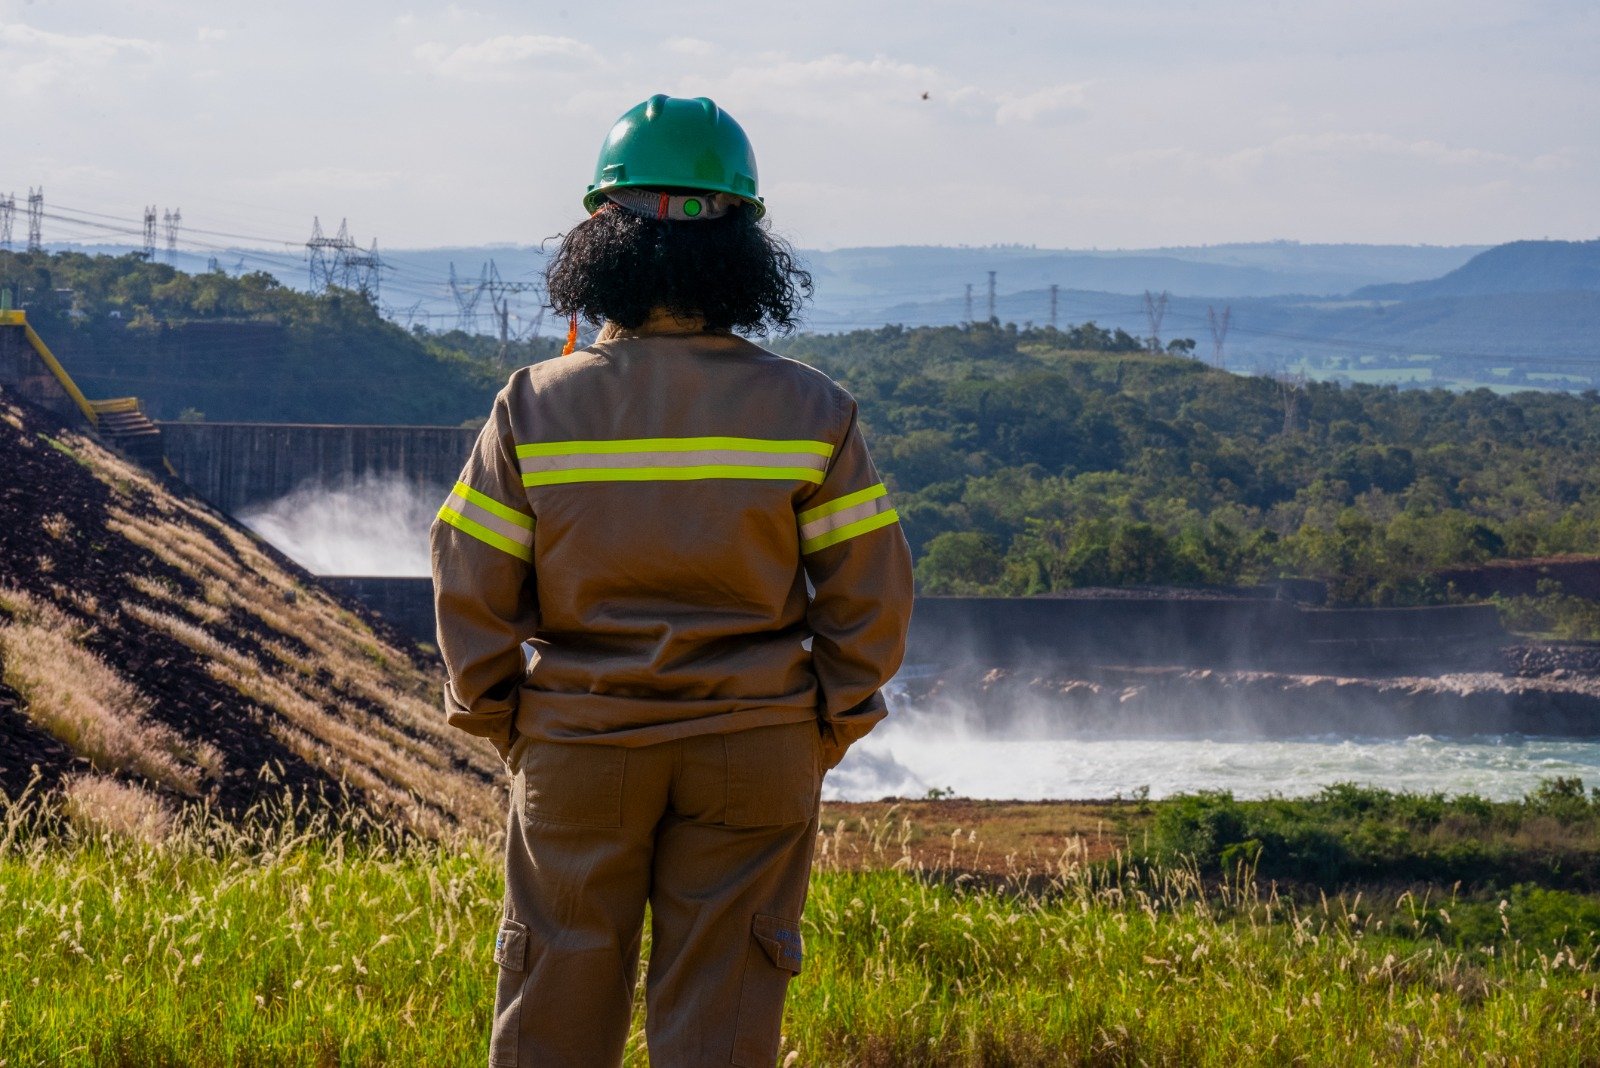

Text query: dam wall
(159, 422), (479, 513)
(327, 577), (1506, 675)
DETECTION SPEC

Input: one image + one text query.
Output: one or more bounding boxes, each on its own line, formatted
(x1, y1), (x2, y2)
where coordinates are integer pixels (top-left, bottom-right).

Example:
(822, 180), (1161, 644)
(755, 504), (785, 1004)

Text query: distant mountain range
(1353, 240), (1600, 300)
(41, 236), (1600, 389)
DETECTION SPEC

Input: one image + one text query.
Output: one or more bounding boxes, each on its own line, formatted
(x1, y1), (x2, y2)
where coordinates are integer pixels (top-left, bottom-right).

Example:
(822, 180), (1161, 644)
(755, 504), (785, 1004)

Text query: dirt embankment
(0, 389), (503, 837)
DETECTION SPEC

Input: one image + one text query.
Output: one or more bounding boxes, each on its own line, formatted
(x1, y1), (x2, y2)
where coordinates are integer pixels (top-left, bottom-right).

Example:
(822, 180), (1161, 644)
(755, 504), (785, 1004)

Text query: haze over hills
(31, 237), (1600, 390)
(1353, 240), (1600, 301)
(52, 238), (1486, 325)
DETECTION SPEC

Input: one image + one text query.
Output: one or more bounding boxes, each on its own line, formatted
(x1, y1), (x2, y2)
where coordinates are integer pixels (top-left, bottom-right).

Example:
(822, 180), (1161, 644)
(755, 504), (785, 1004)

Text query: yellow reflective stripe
(523, 465), (825, 487)
(797, 483), (887, 525)
(800, 508), (900, 554)
(437, 506), (534, 562)
(516, 436), (833, 458)
(452, 481), (534, 530)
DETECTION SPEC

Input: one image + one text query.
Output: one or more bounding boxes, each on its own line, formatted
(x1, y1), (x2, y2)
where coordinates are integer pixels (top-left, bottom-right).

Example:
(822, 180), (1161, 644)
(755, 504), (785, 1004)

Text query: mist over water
(240, 477), (436, 576)
(825, 686), (1600, 802)
(235, 488), (1598, 802)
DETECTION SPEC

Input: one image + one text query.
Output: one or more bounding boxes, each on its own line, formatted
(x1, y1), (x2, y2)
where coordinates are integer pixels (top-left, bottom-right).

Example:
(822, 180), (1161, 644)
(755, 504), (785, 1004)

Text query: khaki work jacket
(430, 323), (915, 764)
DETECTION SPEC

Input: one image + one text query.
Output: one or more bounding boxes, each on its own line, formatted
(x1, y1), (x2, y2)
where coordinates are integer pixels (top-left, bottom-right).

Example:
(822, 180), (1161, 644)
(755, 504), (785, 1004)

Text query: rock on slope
(0, 387), (503, 837)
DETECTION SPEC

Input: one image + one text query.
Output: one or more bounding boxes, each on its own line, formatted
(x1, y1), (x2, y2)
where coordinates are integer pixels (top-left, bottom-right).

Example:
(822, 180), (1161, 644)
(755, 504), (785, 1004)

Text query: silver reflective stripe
(444, 490), (535, 550)
(523, 449), (829, 474)
(799, 492), (895, 543)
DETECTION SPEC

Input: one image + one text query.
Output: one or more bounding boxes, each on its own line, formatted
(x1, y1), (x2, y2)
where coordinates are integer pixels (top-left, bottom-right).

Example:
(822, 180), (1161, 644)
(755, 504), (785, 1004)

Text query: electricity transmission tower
(345, 239), (383, 303)
(1143, 290), (1169, 352)
(449, 263), (488, 334)
(1275, 371), (1306, 435)
(986, 271), (996, 322)
(0, 193), (13, 250)
(1049, 284), (1059, 329)
(963, 283), (973, 323)
(162, 208), (181, 262)
(1207, 305), (1232, 368)
(143, 206), (158, 259)
(484, 260), (541, 365)
(25, 188), (43, 252)
(305, 217), (359, 292)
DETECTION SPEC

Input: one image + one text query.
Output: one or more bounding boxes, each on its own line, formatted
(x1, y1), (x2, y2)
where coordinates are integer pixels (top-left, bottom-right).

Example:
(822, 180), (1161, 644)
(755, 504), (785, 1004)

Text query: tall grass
(4, 787), (1600, 1066)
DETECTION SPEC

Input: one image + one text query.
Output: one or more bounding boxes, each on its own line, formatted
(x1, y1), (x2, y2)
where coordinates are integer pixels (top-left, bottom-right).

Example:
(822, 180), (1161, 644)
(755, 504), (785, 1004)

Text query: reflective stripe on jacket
(430, 326), (915, 756)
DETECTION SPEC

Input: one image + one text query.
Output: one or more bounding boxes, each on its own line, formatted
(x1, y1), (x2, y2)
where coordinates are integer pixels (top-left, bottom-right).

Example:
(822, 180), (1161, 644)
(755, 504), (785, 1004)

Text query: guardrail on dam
(159, 421), (478, 513)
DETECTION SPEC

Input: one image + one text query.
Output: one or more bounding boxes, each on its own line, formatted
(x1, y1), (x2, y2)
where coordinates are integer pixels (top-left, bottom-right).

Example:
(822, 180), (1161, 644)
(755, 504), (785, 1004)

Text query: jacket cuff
(820, 690), (888, 757)
(442, 682), (517, 759)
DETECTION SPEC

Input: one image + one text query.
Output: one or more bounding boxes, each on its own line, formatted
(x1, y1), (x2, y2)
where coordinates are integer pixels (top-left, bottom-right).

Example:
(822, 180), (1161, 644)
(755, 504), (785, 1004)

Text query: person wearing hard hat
(430, 95), (914, 1067)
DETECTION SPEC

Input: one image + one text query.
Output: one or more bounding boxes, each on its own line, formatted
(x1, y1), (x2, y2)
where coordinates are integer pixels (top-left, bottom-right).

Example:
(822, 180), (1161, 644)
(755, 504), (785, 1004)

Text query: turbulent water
(235, 488), (1600, 802)
(240, 477), (435, 576)
(825, 696), (1600, 802)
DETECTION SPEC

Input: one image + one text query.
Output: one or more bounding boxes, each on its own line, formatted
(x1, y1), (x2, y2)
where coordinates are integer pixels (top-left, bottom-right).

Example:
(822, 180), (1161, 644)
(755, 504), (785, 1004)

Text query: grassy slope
(4, 797), (1600, 1067)
(0, 387), (503, 836)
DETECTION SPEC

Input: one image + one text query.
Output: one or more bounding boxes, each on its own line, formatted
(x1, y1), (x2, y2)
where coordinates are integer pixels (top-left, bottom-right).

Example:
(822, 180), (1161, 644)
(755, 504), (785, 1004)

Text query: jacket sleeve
(798, 399), (915, 766)
(430, 388), (538, 762)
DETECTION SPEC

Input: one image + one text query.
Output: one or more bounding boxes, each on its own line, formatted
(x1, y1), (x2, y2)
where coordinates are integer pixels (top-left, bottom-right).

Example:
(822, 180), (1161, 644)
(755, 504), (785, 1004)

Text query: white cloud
(665, 37), (716, 57)
(196, 27), (227, 43)
(994, 83), (1089, 125)
(414, 32), (601, 81)
(248, 167), (404, 193)
(1214, 132), (1574, 176)
(0, 21), (159, 94)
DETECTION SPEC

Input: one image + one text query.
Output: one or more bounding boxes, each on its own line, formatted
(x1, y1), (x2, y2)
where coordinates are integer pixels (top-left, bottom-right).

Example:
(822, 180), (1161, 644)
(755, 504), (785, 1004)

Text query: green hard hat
(583, 95), (764, 218)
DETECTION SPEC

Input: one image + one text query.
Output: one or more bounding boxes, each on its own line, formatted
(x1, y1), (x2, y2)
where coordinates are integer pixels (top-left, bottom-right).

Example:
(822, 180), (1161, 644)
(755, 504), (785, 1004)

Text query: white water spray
(240, 476), (438, 576)
(824, 683), (1600, 802)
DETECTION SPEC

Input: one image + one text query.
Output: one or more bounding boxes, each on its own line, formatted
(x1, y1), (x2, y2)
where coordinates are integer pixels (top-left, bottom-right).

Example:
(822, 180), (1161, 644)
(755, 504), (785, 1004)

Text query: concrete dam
(159, 421), (478, 514)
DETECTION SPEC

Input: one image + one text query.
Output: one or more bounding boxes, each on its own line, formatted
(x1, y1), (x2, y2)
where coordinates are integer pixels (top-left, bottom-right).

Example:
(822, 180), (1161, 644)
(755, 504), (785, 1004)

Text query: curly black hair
(544, 200), (813, 336)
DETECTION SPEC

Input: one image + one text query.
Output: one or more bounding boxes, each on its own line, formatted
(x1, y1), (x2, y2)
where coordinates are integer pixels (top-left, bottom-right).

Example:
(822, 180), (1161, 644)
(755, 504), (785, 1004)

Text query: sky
(1, 0), (1596, 253)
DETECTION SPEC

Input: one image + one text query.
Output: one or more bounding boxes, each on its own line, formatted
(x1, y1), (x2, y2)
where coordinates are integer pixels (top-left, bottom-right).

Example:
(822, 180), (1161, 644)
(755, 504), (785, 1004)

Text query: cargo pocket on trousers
(522, 741), (626, 828)
(731, 914), (804, 1067)
(489, 917), (528, 1067)
(723, 723), (821, 827)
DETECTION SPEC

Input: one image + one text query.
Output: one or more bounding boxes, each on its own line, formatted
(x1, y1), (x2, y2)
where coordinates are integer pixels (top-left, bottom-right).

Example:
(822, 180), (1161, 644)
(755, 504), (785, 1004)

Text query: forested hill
(9, 251), (1600, 616)
(1354, 239), (1600, 301)
(774, 324), (1600, 610)
(0, 250), (548, 424)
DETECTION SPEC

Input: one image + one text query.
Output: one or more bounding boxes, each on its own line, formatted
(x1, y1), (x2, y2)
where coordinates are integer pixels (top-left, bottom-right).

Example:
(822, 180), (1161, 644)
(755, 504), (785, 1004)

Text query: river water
(234, 485), (1600, 803)
(825, 701), (1600, 802)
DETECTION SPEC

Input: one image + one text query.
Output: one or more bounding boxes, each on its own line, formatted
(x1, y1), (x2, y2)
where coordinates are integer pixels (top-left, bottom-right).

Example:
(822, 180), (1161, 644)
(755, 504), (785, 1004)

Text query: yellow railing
(0, 309), (100, 425)
(90, 397), (142, 415)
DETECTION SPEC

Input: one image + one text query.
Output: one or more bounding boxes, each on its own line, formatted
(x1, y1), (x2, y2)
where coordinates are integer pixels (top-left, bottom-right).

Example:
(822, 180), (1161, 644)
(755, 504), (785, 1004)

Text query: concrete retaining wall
(159, 422), (479, 513)
(327, 578), (1506, 675)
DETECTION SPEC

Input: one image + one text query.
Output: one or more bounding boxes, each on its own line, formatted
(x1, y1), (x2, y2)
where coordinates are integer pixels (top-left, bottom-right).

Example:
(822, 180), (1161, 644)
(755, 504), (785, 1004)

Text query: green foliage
(0, 249), (564, 424)
(7, 797), (1600, 1065)
(1142, 779), (1600, 896)
(775, 323), (1600, 619)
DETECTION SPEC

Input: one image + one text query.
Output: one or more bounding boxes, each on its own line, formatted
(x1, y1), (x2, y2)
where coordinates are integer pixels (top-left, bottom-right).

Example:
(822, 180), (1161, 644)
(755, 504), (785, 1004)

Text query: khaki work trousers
(490, 720), (823, 1067)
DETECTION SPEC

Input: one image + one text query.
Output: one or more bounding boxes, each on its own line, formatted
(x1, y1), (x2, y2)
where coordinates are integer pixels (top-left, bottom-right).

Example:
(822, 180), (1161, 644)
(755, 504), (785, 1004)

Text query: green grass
(4, 790), (1600, 1066)
(1138, 778), (1600, 894)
